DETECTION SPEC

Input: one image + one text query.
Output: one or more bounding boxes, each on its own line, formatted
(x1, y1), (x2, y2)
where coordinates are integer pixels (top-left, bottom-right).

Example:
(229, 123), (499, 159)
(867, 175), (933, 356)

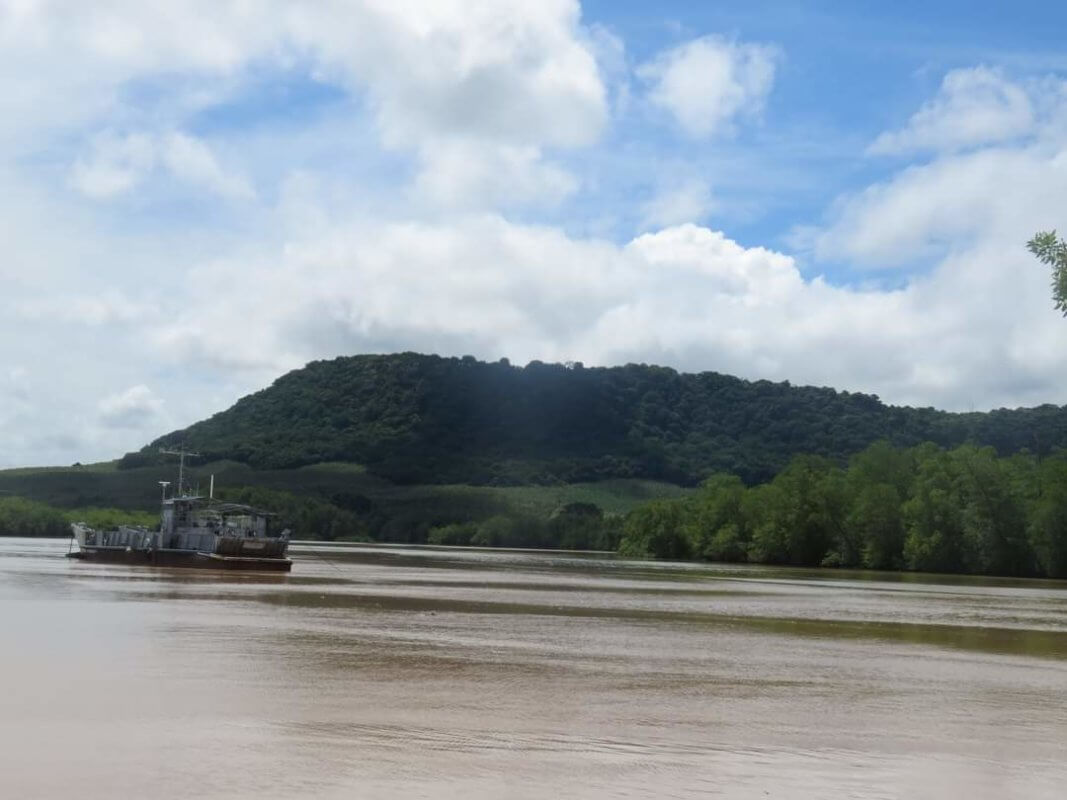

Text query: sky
(2, 0), (1067, 468)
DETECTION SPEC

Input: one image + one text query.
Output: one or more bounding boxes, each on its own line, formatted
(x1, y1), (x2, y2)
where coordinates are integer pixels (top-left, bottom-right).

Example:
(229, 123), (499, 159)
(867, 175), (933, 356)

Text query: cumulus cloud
(97, 385), (164, 428)
(290, 1), (607, 209)
(2, 0), (606, 210)
(869, 67), (1034, 156)
(813, 74), (1067, 268)
(795, 70), (1067, 406)
(413, 140), (578, 210)
(307, 0), (607, 151)
(140, 211), (1067, 415)
(640, 178), (715, 229)
(810, 147), (1065, 267)
(638, 36), (779, 138)
(71, 130), (254, 200)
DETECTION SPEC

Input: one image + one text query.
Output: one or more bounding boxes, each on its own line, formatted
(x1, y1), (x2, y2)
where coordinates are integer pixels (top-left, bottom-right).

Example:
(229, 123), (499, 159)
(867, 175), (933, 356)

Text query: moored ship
(68, 450), (292, 571)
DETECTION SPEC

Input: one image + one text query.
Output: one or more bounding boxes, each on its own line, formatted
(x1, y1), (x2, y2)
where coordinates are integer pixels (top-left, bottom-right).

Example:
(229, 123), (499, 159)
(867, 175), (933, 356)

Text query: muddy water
(1, 538), (1065, 799)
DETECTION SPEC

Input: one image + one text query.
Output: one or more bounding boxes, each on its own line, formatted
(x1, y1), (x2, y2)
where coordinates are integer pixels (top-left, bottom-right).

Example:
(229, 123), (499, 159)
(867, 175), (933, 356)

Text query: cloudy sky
(2, 0), (1067, 467)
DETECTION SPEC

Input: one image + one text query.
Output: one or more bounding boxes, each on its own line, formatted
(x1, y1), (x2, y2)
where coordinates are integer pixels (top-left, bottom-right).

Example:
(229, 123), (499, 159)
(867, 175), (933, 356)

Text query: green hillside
(0, 459), (686, 546)
(6, 352), (1067, 552)
(123, 352), (1067, 485)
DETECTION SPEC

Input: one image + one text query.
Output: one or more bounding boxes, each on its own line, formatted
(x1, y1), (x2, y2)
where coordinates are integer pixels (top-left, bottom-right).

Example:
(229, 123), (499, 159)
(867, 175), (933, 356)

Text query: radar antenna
(159, 447), (201, 497)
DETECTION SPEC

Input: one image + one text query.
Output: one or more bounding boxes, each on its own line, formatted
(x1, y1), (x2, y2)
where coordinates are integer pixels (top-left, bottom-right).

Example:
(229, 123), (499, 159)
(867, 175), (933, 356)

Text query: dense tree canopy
(619, 442), (1067, 578)
(122, 353), (1067, 486)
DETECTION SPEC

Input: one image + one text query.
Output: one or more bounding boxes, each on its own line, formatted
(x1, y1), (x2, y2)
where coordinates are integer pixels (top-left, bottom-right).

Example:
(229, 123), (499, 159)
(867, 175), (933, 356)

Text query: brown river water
(1, 537), (1065, 799)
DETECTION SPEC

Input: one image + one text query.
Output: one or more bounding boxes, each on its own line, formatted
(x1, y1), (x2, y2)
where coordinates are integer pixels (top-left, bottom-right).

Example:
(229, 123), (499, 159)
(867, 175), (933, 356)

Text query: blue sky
(2, 0), (1067, 466)
(586, 0), (1067, 270)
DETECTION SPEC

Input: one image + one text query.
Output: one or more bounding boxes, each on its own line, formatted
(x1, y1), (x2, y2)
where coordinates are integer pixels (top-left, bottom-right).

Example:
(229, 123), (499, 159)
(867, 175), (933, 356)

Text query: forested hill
(121, 353), (1067, 485)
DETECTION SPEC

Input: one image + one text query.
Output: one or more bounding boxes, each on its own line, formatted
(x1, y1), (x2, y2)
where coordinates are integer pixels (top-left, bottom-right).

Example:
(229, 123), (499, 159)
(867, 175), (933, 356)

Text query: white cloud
(812, 75), (1067, 268)
(18, 290), (156, 325)
(4, 1), (606, 212)
(326, 0), (605, 209)
(70, 130), (253, 200)
(794, 71), (1067, 407)
(350, 0), (604, 150)
(640, 178), (715, 229)
(70, 132), (156, 199)
(869, 67), (1034, 155)
(810, 147), (1066, 267)
(149, 215), (624, 373)
(97, 384), (164, 428)
(413, 141), (578, 210)
(0, 2), (278, 152)
(638, 35), (779, 138)
(140, 210), (1067, 418)
(159, 132), (255, 200)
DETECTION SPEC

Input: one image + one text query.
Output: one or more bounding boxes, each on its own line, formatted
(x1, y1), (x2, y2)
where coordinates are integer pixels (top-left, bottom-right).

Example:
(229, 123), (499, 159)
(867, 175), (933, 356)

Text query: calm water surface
(2, 538), (1065, 799)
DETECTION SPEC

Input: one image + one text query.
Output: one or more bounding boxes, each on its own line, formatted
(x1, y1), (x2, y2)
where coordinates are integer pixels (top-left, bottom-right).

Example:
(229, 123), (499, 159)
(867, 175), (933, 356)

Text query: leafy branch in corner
(1028, 230), (1067, 315)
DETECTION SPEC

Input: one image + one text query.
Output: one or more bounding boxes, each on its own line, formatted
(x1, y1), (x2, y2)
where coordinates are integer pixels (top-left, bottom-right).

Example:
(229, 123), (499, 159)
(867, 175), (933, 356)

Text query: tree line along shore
(4, 440), (1066, 579)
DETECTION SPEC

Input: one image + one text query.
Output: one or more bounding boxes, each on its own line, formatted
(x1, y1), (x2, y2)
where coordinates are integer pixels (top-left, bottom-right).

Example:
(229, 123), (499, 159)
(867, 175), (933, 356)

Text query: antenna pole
(159, 447), (201, 496)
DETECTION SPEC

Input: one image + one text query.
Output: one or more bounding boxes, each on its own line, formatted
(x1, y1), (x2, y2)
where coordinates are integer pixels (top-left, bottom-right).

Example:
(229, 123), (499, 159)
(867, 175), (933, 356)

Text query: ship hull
(67, 548), (292, 572)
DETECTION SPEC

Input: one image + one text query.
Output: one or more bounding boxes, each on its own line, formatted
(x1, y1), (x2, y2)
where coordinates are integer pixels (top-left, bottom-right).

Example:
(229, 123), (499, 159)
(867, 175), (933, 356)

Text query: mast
(159, 447), (201, 497)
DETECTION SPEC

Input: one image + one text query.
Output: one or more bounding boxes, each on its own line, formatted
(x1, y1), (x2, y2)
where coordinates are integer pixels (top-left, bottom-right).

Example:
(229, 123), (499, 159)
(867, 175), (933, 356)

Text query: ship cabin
(161, 496), (279, 540)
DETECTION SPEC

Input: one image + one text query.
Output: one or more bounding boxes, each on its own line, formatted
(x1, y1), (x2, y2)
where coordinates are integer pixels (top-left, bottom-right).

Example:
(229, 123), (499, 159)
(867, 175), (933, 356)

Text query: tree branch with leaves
(1028, 231), (1067, 315)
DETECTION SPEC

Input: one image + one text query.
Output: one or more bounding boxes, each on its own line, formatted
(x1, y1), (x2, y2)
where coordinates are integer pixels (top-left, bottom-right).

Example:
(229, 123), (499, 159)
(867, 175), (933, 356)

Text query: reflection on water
(1, 538), (1065, 799)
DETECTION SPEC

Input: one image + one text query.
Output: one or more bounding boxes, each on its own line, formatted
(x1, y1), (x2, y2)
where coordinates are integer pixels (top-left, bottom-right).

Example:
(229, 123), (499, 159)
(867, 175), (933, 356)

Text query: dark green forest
(123, 353), (1067, 485)
(620, 442), (1067, 578)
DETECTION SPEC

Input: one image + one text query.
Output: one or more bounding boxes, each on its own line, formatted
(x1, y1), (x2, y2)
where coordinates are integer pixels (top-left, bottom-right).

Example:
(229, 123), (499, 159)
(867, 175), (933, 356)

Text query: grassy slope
(0, 461), (691, 521)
